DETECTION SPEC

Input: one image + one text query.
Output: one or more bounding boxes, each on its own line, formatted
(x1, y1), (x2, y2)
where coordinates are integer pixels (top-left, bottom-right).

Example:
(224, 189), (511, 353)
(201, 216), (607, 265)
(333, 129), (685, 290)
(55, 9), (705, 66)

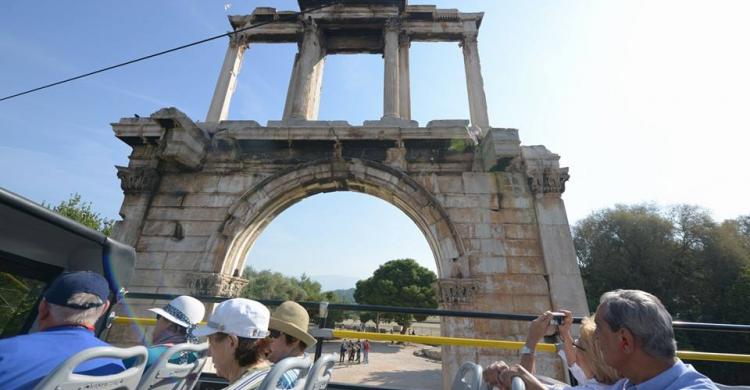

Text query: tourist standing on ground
(266, 301), (317, 389)
(339, 339), (347, 363)
(0, 271), (124, 390)
(363, 339), (370, 364)
(193, 298), (273, 390)
(356, 340), (362, 363)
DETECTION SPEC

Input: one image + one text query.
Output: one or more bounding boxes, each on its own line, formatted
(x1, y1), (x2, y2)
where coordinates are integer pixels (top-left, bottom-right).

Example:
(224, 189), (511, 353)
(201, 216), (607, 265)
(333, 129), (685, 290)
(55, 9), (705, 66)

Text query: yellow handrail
(111, 316), (750, 364)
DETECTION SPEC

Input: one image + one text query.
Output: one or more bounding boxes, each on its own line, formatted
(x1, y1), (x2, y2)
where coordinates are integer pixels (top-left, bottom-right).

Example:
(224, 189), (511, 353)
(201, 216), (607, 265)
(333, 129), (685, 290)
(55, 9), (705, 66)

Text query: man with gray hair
(594, 289), (717, 389)
(0, 271), (124, 389)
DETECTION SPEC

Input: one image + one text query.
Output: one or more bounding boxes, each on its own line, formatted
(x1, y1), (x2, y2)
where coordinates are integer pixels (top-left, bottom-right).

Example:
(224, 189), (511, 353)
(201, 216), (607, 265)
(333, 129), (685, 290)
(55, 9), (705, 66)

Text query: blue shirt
(609, 359), (717, 390)
(0, 326), (125, 390)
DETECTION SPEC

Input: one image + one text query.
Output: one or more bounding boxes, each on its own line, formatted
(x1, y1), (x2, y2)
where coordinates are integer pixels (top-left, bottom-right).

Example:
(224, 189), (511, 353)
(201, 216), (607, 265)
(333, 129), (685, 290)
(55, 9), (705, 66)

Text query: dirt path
(321, 340), (442, 389)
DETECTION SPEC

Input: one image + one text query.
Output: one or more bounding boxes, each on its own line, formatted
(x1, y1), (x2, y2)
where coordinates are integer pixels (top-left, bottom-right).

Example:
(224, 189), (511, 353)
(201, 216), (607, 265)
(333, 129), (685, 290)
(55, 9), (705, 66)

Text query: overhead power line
(0, 2), (339, 103)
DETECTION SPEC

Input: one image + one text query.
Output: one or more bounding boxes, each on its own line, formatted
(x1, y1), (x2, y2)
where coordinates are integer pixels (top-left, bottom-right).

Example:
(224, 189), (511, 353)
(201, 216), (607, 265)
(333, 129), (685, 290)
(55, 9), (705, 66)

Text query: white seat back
(303, 354), (336, 390)
(451, 361), (483, 390)
(34, 345), (148, 390)
(257, 356), (312, 390)
(136, 342), (209, 390)
(716, 385), (750, 390)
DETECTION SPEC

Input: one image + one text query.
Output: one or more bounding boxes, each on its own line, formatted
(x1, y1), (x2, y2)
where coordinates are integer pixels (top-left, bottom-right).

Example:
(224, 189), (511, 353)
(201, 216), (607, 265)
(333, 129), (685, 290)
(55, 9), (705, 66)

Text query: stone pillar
(398, 32), (411, 120)
(282, 52), (301, 120)
(307, 57), (325, 120)
(206, 35), (247, 122)
(382, 18), (400, 119)
(111, 166), (160, 247)
(289, 18), (324, 120)
(460, 31), (490, 131)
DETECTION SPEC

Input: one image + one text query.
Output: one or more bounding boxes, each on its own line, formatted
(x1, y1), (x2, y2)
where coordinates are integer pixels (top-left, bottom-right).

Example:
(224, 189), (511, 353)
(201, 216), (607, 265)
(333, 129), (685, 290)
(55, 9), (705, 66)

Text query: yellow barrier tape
(112, 317), (750, 364)
(677, 351), (750, 364)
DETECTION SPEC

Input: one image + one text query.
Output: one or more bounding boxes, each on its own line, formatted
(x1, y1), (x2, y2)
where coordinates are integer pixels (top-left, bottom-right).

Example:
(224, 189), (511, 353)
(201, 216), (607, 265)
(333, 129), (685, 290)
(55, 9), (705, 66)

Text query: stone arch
(206, 157), (466, 279)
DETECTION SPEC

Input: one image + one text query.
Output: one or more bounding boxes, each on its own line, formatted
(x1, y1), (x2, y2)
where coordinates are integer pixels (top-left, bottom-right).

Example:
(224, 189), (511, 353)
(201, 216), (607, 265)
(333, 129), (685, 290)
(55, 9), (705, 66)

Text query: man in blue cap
(0, 271), (125, 390)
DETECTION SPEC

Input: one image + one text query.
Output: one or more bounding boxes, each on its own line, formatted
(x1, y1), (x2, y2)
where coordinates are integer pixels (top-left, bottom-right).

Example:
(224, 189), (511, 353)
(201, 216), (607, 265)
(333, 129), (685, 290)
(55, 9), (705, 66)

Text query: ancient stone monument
(110, 0), (588, 386)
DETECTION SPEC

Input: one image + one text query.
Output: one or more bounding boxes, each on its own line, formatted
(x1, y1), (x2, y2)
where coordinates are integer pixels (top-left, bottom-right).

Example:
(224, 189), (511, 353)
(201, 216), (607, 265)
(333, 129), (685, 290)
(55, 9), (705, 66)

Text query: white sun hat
(148, 295), (206, 328)
(193, 298), (270, 339)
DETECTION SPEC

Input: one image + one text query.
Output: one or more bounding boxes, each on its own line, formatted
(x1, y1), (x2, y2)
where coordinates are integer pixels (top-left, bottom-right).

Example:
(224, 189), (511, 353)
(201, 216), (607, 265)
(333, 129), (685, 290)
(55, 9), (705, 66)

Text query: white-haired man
(0, 271), (124, 390)
(594, 289), (717, 389)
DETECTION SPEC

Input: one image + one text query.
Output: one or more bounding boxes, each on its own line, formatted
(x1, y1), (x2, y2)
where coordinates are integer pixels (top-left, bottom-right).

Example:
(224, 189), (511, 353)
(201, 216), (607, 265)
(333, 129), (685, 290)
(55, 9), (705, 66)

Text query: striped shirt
(225, 363), (272, 390)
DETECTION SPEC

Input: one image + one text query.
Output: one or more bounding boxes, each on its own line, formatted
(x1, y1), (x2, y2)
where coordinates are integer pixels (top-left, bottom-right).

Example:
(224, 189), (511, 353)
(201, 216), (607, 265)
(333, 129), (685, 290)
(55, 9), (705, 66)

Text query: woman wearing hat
(125, 295), (206, 370)
(193, 298), (273, 390)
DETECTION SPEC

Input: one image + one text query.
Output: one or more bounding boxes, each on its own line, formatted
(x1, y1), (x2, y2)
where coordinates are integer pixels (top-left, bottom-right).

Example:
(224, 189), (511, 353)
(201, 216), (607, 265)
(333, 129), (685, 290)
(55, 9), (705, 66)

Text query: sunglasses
(269, 329), (282, 339)
(572, 338), (587, 352)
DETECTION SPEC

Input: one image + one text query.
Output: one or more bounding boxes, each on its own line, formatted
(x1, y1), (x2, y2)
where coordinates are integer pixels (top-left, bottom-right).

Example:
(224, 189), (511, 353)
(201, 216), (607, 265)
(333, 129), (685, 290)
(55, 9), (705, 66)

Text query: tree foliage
(354, 259), (437, 333)
(240, 267), (347, 323)
(44, 193), (113, 236)
(573, 204), (750, 384)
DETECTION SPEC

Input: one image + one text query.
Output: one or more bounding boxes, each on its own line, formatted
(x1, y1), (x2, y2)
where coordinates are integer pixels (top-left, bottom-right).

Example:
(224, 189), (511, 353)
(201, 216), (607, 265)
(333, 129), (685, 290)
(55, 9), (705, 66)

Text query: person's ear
(38, 299), (50, 321)
(229, 334), (239, 349)
(620, 328), (635, 354)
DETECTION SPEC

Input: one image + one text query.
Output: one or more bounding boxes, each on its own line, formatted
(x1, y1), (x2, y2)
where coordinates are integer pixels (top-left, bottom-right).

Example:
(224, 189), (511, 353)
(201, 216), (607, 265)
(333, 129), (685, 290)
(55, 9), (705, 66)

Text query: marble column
(206, 34), (247, 122)
(398, 32), (411, 120)
(461, 32), (490, 130)
(282, 52), (301, 120)
(307, 57), (325, 120)
(382, 18), (400, 119)
(289, 19), (324, 120)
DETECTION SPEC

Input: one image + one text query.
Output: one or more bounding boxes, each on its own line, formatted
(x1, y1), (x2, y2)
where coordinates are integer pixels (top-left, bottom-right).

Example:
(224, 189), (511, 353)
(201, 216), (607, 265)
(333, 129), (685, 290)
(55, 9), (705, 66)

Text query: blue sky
(2, 1), (749, 290)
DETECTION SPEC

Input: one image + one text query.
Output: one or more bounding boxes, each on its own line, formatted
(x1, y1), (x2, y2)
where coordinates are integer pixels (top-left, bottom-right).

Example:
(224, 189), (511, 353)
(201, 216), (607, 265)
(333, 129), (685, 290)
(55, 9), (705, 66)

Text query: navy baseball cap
(43, 271), (110, 309)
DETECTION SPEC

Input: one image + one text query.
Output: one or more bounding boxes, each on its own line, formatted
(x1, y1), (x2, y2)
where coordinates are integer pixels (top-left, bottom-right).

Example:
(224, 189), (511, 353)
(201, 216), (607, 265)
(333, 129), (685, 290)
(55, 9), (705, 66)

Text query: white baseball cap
(148, 295), (205, 328)
(193, 298), (270, 339)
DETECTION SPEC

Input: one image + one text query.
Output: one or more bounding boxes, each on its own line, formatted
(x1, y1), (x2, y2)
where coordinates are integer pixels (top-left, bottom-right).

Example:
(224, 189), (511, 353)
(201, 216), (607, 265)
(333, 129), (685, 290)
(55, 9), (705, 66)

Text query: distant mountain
(328, 288), (355, 303)
(310, 274), (360, 291)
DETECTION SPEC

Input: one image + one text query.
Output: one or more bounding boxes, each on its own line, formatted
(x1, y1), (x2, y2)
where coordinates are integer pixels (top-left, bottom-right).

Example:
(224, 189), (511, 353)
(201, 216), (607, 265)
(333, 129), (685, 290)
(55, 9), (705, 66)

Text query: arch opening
(211, 158), (466, 282)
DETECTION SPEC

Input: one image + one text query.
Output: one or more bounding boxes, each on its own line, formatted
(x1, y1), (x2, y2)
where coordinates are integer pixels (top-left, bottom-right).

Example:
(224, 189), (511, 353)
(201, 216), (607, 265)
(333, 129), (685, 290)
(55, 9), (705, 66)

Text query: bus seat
(34, 345), (148, 390)
(451, 362), (483, 390)
(136, 342), (209, 390)
(303, 354), (336, 390)
(257, 356), (312, 390)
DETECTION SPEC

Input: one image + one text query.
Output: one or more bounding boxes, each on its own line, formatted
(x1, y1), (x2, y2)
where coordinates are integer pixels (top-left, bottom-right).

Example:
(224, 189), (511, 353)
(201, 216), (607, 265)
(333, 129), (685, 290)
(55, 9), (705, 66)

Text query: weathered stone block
(182, 193), (239, 208)
(217, 175), (258, 193)
(142, 221), (177, 236)
(504, 239), (542, 257)
(446, 208), (481, 224)
(164, 252), (205, 271)
(147, 206), (228, 222)
(508, 256), (546, 274)
(462, 172), (496, 194)
(135, 252), (166, 270)
(137, 236), (210, 252)
(512, 294), (552, 314)
(503, 224), (537, 240)
(500, 195), (532, 209)
(470, 256), (508, 275)
(151, 194), (185, 207)
(474, 224), (492, 239)
(435, 175), (463, 193)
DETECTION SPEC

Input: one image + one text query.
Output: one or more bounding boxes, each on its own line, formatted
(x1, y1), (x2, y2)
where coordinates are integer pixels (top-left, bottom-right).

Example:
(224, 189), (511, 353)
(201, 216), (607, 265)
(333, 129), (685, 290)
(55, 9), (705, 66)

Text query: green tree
(354, 259), (437, 333)
(573, 204), (750, 384)
(44, 193), (113, 235)
(241, 267), (348, 324)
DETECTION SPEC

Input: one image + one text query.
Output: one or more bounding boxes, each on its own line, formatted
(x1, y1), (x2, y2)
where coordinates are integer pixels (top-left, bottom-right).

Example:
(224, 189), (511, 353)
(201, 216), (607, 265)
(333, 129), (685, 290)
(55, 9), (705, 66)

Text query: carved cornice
(384, 17), (402, 33)
(459, 33), (478, 48)
(228, 32), (248, 49)
(187, 272), (248, 298)
(526, 166), (569, 195)
(116, 166), (159, 194)
(437, 278), (481, 304)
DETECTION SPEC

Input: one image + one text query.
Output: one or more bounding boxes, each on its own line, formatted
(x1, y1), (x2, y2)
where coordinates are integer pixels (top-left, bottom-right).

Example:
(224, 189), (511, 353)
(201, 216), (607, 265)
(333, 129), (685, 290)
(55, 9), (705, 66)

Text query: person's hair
(282, 333), (308, 352)
(599, 289), (676, 359)
(159, 315), (187, 335)
(213, 332), (272, 367)
(47, 293), (106, 325)
(578, 315), (619, 384)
